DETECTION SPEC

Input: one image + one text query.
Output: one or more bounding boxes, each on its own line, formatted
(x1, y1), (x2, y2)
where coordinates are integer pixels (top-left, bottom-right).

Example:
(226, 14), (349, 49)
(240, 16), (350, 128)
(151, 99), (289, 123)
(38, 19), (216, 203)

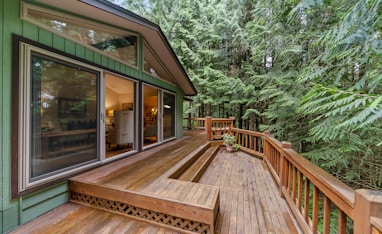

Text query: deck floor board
(199, 149), (302, 234)
(11, 130), (301, 234)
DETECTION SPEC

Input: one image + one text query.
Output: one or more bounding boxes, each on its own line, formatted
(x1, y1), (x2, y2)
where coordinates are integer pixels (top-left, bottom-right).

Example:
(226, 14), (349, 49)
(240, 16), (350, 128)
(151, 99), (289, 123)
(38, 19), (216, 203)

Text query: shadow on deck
(10, 130), (301, 234)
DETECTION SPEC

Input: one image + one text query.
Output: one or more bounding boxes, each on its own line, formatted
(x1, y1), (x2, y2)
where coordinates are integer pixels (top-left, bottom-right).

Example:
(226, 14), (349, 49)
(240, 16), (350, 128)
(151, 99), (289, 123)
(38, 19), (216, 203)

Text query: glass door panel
(30, 53), (98, 179)
(143, 85), (159, 146)
(163, 92), (176, 140)
(105, 73), (135, 158)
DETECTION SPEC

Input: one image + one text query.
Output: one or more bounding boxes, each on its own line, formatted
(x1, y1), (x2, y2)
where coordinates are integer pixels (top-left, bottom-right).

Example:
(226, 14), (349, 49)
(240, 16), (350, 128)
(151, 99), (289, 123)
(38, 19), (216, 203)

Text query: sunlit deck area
(11, 130), (301, 233)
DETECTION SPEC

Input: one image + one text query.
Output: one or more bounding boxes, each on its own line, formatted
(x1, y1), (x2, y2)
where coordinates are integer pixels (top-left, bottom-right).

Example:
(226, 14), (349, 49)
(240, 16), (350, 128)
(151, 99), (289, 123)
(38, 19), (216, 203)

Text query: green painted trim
(2, 205), (19, 232)
(0, 0), (4, 215)
(21, 183), (68, 210)
(176, 87), (186, 138)
(21, 183), (68, 224)
(138, 34), (143, 75)
(2, 0), (22, 214)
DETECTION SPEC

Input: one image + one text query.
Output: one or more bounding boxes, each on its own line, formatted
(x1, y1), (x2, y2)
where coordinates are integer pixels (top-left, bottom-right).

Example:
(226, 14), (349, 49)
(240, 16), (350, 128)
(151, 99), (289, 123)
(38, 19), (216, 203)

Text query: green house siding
(0, 0), (188, 232)
(1, 0), (21, 232)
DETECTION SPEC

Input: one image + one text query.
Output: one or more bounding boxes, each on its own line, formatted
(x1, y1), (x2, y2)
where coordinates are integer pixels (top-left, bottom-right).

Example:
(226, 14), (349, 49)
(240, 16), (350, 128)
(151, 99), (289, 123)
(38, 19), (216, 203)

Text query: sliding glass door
(104, 73), (136, 158)
(143, 85), (159, 146)
(163, 92), (176, 140)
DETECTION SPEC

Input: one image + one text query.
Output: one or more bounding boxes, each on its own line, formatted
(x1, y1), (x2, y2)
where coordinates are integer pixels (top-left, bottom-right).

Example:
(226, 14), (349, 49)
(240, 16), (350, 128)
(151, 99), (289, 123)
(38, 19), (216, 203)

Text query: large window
(22, 3), (138, 67)
(16, 42), (100, 192)
(143, 42), (175, 84)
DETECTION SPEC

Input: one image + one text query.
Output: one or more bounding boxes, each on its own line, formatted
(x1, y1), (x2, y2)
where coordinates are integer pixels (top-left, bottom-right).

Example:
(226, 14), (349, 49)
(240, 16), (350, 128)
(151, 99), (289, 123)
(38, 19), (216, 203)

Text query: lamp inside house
(107, 109), (114, 116)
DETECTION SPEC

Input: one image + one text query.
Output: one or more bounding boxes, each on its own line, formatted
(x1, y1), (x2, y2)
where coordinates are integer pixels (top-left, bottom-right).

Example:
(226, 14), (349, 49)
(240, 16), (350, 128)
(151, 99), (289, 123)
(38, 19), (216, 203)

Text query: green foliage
(113, 0), (382, 190)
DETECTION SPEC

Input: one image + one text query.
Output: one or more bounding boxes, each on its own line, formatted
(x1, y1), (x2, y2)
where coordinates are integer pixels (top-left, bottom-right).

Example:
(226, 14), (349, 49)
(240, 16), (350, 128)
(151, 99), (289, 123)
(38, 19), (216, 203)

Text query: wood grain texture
(11, 130), (302, 234)
(199, 150), (302, 234)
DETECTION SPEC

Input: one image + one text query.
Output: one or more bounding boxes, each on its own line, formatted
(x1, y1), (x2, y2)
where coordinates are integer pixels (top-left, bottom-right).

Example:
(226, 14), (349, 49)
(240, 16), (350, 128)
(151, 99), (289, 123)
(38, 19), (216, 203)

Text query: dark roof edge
(80, 0), (197, 96)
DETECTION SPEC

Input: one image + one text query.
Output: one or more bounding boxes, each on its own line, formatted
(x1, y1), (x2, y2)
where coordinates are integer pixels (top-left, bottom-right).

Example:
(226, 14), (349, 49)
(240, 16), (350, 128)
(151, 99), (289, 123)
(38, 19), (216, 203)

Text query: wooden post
(280, 141), (292, 197)
(263, 131), (271, 160)
(354, 189), (382, 233)
(229, 117), (235, 134)
(205, 116), (212, 141)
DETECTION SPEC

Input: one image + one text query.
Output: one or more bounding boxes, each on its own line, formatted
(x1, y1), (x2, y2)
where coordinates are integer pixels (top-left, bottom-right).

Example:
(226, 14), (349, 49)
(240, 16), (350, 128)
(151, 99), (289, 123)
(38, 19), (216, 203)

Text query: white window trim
(18, 42), (103, 192)
(21, 2), (139, 70)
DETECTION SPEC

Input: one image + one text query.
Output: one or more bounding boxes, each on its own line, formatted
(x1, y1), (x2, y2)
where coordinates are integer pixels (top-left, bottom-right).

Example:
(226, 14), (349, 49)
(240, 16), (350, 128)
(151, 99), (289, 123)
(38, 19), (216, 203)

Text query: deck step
(68, 139), (220, 234)
(176, 145), (220, 182)
(69, 177), (219, 234)
(163, 142), (212, 179)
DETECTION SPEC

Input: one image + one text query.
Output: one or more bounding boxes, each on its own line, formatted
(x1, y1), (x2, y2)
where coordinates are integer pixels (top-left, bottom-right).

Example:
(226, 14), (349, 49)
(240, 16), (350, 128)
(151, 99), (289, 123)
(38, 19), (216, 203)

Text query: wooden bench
(70, 179), (219, 233)
(69, 133), (220, 233)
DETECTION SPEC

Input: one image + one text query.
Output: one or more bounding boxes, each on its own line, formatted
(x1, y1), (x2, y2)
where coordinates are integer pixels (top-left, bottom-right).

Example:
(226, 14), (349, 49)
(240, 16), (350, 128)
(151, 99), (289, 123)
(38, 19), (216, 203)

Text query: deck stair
(174, 145), (220, 182)
(68, 137), (221, 234)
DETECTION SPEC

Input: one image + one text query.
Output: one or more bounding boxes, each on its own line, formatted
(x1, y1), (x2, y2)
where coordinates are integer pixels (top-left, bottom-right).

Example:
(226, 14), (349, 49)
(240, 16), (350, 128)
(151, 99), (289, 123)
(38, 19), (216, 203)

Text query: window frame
(143, 41), (177, 85)
(162, 90), (177, 141)
(21, 2), (139, 70)
(12, 35), (103, 197)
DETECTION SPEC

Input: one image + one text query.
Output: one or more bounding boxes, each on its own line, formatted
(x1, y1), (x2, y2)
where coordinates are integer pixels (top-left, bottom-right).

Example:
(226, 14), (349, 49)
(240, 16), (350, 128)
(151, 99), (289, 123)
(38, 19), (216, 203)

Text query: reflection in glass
(143, 85), (158, 145)
(28, 9), (137, 66)
(105, 74), (135, 157)
(163, 92), (175, 139)
(31, 53), (98, 179)
(143, 42), (174, 84)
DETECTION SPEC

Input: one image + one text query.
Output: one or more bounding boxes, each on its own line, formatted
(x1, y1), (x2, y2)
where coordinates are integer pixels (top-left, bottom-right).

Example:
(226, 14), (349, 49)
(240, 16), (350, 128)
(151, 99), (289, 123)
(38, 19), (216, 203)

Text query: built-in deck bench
(69, 133), (220, 233)
(70, 178), (219, 233)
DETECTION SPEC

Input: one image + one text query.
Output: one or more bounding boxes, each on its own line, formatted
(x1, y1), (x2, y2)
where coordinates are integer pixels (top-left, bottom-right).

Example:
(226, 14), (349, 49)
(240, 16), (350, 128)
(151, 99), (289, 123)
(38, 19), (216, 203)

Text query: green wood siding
(0, 0), (187, 232)
(21, 183), (68, 224)
(1, 0), (23, 232)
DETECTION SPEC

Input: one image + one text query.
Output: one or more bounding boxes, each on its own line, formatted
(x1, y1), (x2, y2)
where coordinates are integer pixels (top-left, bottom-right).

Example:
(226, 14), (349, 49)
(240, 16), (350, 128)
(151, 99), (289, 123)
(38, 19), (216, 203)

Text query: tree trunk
(238, 104), (243, 129)
(249, 104), (255, 131)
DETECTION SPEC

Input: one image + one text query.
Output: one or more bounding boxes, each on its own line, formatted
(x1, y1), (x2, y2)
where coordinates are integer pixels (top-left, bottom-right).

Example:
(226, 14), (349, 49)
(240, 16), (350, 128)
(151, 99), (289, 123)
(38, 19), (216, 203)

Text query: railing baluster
(338, 209), (347, 234)
(312, 186), (319, 234)
(292, 165), (296, 202)
(197, 118), (382, 233)
(304, 179), (310, 223)
(323, 196), (331, 234)
(297, 172), (303, 211)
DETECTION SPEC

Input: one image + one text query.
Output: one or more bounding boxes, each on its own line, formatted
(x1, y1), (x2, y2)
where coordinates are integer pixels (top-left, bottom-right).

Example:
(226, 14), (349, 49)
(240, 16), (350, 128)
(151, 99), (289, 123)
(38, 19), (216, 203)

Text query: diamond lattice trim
(70, 192), (210, 233)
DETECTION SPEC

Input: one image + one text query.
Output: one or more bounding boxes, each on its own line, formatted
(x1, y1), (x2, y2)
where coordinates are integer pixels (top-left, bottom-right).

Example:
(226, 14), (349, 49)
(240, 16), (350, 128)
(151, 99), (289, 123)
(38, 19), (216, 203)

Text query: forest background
(110, 0), (382, 191)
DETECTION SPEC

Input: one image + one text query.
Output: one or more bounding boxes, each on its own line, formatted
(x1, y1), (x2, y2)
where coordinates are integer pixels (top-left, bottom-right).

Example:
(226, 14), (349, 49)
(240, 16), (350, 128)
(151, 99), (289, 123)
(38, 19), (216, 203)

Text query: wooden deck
(10, 130), (301, 234)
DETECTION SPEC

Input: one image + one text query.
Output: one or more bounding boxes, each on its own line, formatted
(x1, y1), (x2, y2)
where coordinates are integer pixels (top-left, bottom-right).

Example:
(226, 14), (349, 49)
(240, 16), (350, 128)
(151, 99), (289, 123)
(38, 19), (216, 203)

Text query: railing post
(280, 141), (292, 197)
(263, 131), (271, 161)
(205, 116), (212, 141)
(229, 117), (235, 133)
(354, 189), (382, 233)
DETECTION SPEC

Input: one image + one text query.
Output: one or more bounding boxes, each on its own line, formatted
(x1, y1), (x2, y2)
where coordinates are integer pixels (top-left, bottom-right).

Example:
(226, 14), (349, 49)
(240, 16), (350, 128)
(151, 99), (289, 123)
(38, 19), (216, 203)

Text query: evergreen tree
(110, 0), (382, 190)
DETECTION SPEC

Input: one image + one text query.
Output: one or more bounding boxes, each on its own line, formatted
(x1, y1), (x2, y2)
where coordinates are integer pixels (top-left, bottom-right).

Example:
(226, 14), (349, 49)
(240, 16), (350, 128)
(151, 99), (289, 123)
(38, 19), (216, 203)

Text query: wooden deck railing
(196, 117), (382, 234)
(231, 128), (263, 158)
(189, 117), (206, 129)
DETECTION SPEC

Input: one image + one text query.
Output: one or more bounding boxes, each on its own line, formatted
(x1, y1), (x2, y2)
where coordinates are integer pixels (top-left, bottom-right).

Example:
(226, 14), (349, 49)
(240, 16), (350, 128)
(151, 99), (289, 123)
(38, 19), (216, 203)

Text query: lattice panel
(70, 192), (210, 234)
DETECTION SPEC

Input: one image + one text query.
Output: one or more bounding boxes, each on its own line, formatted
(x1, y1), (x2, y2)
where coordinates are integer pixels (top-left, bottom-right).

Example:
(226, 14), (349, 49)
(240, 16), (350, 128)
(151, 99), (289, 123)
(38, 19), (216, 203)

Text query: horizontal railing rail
(198, 117), (382, 234)
(263, 132), (355, 233)
(205, 117), (235, 141)
(190, 117), (206, 129)
(231, 128), (263, 158)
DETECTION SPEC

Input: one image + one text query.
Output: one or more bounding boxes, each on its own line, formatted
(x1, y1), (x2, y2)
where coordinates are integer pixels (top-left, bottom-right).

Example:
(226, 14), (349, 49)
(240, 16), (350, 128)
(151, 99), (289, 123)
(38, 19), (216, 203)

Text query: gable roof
(35, 0), (197, 96)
